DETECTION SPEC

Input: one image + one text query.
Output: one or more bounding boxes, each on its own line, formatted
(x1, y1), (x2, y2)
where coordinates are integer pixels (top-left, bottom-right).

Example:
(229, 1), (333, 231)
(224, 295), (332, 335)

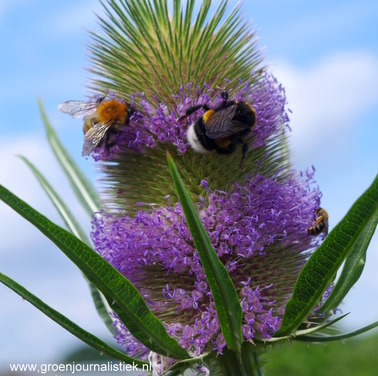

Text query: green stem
(215, 343), (264, 376)
(163, 343), (264, 375)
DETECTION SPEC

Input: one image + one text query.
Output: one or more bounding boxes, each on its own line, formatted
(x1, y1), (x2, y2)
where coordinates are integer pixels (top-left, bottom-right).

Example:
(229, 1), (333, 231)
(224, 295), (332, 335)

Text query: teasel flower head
(88, 0), (322, 365)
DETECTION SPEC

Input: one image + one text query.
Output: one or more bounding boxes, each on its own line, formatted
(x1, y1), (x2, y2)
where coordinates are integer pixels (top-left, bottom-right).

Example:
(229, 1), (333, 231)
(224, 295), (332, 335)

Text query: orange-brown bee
(58, 96), (135, 156)
(306, 207), (329, 237)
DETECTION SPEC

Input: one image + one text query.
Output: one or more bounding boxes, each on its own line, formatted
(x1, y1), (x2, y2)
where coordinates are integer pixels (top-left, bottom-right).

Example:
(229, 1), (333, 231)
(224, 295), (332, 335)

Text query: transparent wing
(205, 105), (236, 138)
(82, 122), (113, 156)
(323, 216), (329, 237)
(205, 105), (249, 139)
(58, 100), (98, 119)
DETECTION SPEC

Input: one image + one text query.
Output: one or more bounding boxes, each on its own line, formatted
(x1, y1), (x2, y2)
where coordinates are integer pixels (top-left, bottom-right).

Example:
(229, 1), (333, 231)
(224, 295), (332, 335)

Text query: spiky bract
(90, 0), (262, 106)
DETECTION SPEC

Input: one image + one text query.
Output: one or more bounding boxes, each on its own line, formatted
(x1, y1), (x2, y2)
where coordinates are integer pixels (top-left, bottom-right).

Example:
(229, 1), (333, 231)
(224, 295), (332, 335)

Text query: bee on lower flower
(307, 207), (329, 237)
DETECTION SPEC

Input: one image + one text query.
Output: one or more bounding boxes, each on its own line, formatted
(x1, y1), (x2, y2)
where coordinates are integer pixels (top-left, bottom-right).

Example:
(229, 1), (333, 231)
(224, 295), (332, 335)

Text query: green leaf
(294, 313), (349, 337)
(86, 283), (115, 334)
(294, 319), (378, 342)
(19, 155), (115, 335)
(18, 155), (89, 242)
(0, 272), (147, 367)
(166, 152), (243, 354)
(39, 101), (115, 333)
(318, 210), (378, 315)
(0, 184), (188, 360)
(266, 313), (349, 343)
(38, 98), (100, 216)
(274, 174), (378, 337)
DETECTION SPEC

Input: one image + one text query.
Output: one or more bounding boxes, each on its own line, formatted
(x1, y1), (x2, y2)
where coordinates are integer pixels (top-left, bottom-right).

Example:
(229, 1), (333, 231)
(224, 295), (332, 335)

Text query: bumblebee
(306, 207), (329, 237)
(178, 91), (257, 167)
(58, 96), (135, 156)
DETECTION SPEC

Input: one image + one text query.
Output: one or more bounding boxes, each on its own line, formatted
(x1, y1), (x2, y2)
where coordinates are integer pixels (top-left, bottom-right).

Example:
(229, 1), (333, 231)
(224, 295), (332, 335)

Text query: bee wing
(82, 121), (113, 156)
(204, 105), (249, 139)
(58, 100), (98, 119)
(323, 215), (329, 237)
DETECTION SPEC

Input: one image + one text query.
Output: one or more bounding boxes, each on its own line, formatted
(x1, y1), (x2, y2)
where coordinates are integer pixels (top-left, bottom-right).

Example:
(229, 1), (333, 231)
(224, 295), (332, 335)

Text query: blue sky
(1, 0), (378, 370)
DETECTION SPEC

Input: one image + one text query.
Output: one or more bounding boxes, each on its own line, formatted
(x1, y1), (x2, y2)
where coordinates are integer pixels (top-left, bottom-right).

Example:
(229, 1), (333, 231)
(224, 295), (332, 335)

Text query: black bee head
(96, 95), (106, 104)
(220, 91), (229, 101)
(125, 102), (133, 113)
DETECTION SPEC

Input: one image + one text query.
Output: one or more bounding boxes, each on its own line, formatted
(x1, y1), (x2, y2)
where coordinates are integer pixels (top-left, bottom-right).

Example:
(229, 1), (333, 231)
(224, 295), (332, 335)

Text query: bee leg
(220, 91), (229, 106)
(215, 90), (235, 110)
(125, 102), (135, 120)
(217, 91), (239, 111)
(232, 136), (249, 168)
(316, 218), (325, 232)
(104, 127), (121, 152)
(103, 130), (113, 152)
(240, 142), (249, 168)
(177, 104), (209, 123)
(220, 91), (228, 101)
(307, 227), (314, 236)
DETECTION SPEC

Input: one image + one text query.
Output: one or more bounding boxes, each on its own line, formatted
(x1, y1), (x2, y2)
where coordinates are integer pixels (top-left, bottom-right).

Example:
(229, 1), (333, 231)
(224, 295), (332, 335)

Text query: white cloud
(273, 51), (378, 159)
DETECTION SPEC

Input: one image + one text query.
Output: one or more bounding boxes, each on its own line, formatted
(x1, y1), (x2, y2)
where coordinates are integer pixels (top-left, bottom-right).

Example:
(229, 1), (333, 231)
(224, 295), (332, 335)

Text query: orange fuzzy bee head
(96, 99), (127, 124)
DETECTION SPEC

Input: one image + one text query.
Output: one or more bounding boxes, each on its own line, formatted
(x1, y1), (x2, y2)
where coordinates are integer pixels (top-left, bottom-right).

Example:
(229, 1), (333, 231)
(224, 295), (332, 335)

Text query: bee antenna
(96, 92), (107, 103)
(215, 85), (227, 92)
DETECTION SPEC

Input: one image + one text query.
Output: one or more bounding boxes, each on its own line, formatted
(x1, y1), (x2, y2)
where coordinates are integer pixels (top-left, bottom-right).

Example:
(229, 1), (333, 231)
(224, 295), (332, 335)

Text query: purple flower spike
(85, 1), (328, 369)
(92, 168), (322, 357)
